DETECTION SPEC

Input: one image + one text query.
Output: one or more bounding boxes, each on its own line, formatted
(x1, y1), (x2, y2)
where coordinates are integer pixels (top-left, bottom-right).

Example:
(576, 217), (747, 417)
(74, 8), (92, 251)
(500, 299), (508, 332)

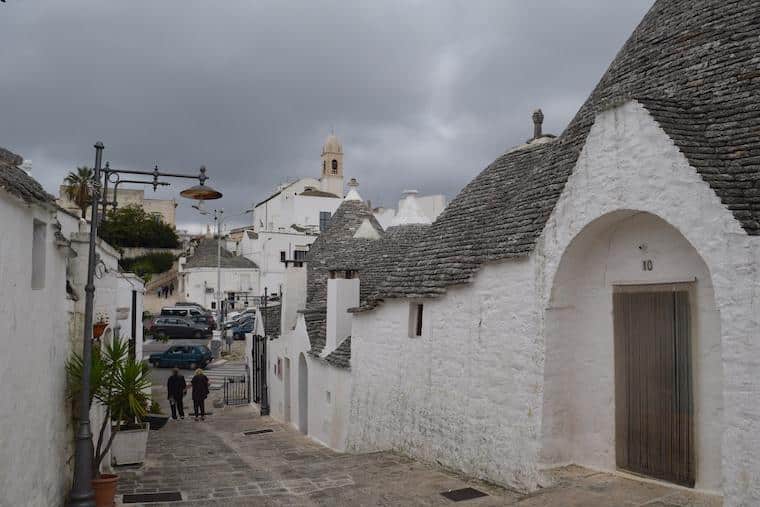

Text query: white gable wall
(537, 100), (758, 502)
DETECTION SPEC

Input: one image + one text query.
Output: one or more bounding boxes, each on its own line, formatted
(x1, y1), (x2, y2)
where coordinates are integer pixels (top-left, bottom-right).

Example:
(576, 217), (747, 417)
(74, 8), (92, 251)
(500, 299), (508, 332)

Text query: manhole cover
(123, 491), (182, 503)
(243, 428), (274, 435)
(441, 487), (488, 502)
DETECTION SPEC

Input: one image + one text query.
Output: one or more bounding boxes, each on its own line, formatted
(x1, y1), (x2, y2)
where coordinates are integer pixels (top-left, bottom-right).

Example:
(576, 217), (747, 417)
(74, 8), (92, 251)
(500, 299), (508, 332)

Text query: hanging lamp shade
(180, 183), (223, 200)
(180, 165), (223, 200)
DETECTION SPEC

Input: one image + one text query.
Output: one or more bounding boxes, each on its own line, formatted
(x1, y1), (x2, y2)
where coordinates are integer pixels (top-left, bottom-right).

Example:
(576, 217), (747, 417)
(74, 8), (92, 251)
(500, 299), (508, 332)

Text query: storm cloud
(1, 0), (653, 231)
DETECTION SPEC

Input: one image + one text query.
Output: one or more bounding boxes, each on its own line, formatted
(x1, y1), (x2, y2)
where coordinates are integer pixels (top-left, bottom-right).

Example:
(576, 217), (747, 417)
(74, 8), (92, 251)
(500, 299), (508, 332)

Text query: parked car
(175, 302), (210, 313)
(225, 313), (253, 330)
(161, 306), (215, 330)
(151, 317), (211, 339)
(149, 345), (212, 369)
(229, 317), (254, 340)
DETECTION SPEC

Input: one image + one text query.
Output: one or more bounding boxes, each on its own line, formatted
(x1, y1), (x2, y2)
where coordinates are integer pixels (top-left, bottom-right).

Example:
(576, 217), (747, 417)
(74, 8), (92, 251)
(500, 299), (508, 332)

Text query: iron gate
(223, 369), (250, 406)
(251, 333), (270, 415)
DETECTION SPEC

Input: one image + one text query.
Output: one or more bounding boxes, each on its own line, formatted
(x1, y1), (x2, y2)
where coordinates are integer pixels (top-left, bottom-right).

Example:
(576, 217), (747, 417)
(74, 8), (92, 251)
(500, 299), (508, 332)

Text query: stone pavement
(116, 405), (722, 506)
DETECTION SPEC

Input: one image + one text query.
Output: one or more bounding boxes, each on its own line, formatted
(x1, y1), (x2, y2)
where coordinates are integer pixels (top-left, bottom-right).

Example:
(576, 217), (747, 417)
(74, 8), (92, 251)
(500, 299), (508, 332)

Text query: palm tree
(63, 166), (96, 218)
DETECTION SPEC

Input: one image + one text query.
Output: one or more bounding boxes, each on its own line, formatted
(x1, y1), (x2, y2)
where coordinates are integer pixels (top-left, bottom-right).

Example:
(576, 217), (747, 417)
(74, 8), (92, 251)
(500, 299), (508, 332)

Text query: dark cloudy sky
(1, 0), (653, 232)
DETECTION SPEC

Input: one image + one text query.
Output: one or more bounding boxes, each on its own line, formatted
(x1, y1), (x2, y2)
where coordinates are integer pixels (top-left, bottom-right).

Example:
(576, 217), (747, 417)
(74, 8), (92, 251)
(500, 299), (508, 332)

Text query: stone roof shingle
(375, 0), (760, 300)
(0, 147), (55, 206)
(324, 337), (351, 369)
(259, 304), (281, 339)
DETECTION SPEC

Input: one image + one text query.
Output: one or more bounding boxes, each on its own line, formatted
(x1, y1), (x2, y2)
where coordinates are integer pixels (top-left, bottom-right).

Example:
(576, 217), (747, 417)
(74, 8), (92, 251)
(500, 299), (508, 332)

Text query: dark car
(224, 311), (255, 329)
(230, 317), (254, 340)
(149, 345), (212, 369)
(151, 317), (211, 339)
(161, 306), (216, 330)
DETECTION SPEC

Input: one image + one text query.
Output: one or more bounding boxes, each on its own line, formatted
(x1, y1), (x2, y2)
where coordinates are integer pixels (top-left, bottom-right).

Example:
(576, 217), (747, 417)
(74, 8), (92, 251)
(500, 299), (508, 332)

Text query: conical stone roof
(373, 0), (760, 300)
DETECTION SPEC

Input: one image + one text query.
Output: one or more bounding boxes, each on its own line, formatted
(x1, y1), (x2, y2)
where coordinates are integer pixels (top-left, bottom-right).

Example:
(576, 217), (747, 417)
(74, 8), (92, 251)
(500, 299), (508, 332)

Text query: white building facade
(179, 238), (260, 311)
(242, 134), (346, 297)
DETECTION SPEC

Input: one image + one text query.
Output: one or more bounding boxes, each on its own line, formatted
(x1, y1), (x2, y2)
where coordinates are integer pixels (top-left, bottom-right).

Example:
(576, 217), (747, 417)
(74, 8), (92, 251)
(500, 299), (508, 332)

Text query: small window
(319, 211), (331, 232)
(294, 250), (307, 261)
(409, 303), (423, 337)
(280, 251), (287, 262)
(331, 159), (338, 174)
(31, 219), (46, 289)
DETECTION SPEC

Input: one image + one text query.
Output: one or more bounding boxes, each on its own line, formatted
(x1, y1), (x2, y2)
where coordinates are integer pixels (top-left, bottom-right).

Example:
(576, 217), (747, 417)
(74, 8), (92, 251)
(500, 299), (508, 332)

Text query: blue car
(149, 345), (212, 369)
(230, 317), (254, 340)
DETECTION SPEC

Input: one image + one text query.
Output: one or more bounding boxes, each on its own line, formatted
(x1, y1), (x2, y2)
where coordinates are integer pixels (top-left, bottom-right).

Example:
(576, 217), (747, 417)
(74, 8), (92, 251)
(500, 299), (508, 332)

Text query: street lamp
(68, 143), (222, 507)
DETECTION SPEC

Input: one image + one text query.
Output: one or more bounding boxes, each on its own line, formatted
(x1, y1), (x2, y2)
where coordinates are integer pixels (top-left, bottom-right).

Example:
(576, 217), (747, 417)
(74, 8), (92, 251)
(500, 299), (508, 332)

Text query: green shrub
(99, 204), (179, 248)
(120, 252), (175, 278)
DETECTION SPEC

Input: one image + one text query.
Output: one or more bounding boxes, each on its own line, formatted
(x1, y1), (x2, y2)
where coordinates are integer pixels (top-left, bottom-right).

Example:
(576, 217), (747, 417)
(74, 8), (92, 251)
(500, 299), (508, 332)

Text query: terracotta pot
(93, 322), (108, 338)
(91, 473), (118, 507)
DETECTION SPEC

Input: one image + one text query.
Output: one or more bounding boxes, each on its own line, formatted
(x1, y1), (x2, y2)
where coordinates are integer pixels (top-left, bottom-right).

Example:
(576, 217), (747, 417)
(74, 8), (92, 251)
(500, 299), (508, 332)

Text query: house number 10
(642, 260), (654, 271)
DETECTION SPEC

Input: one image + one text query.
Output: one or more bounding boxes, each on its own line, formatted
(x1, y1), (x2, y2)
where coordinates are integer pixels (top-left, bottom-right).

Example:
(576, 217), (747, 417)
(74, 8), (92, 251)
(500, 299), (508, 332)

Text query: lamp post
(193, 207), (253, 330)
(68, 142), (222, 507)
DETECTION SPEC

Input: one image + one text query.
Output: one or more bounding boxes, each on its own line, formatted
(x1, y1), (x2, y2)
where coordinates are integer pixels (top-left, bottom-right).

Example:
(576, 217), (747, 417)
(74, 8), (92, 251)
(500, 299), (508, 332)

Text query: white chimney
(391, 190), (431, 226)
(281, 264), (307, 331)
(21, 159), (32, 175)
(325, 276), (359, 353)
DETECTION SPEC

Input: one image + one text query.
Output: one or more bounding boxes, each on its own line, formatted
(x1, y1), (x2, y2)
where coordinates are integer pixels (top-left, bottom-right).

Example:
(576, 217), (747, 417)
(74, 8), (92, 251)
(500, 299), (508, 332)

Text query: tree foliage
(63, 166), (96, 218)
(99, 204), (179, 248)
(120, 252), (176, 281)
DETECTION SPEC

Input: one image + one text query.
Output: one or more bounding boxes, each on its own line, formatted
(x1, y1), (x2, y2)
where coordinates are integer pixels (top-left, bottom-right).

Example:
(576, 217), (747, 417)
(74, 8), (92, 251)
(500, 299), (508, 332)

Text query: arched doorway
(298, 353), (308, 434)
(541, 211), (722, 490)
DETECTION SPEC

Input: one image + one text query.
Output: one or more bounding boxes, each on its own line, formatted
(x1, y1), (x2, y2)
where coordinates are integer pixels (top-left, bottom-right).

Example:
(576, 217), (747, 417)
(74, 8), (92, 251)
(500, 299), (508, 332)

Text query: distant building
(178, 238), (260, 312)
(58, 186), (177, 227)
(243, 134), (347, 296)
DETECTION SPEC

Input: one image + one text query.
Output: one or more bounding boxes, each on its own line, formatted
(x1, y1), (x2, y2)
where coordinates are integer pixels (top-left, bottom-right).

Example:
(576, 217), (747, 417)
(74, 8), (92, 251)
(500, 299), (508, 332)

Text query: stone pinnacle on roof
(532, 109), (544, 140)
(344, 177), (362, 202)
(391, 190), (432, 226)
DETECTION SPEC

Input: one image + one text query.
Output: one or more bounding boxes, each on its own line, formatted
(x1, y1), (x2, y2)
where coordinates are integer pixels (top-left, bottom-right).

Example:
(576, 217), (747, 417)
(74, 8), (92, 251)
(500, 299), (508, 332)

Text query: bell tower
(320, 132), (344, 196)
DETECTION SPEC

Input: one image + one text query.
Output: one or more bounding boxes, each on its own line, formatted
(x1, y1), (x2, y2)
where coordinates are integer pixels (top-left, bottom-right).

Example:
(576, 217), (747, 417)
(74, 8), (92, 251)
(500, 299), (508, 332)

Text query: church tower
(319, 132), (344, 196)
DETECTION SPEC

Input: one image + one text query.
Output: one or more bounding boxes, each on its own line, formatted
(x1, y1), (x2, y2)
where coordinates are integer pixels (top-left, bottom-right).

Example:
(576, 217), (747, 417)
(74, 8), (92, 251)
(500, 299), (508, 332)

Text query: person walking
(191, 368), (210, 421)
(166, 368), (186, 420)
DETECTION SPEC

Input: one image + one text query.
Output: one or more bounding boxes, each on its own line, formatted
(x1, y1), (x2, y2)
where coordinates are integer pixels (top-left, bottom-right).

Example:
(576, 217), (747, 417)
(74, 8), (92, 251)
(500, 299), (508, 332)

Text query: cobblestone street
(116, 404), (722, 506)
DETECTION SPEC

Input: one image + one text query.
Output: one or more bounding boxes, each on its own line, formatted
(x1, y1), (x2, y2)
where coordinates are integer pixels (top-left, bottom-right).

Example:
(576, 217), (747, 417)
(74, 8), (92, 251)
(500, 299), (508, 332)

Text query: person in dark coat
(166, 368), (186, 420)
(191, 368), (210, 421)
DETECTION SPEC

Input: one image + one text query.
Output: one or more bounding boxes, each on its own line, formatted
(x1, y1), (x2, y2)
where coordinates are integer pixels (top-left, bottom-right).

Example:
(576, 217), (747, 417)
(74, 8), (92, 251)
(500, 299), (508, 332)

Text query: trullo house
(264, 1), (760, 505)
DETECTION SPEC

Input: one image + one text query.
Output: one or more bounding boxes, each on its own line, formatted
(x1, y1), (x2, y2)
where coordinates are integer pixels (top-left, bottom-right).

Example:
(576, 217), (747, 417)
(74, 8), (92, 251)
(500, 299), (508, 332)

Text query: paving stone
(118, 405), (721, 507)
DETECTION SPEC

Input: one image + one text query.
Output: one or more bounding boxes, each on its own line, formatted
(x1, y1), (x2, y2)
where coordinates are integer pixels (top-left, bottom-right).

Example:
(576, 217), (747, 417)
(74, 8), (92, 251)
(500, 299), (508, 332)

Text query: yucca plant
(66, 336), (150, 477)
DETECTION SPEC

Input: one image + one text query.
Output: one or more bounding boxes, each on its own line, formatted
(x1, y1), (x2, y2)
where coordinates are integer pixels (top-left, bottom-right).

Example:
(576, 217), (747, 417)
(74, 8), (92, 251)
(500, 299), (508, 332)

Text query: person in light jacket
(166, 368), (186, 420)
(191, 368), (210, 421)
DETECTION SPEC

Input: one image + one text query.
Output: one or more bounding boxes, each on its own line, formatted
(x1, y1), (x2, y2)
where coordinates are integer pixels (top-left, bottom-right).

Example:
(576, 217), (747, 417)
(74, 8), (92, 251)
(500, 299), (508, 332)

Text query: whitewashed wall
(308, 357), (352, 451)
(240, 231), (316, 297)
(181, 267), (259, 310)
(536, 101), (760, 504)
(265, 316), (311, 429)
(252, 178), (321, 232)
(0, 194), (73, 507)
(349, 256), (542, 491)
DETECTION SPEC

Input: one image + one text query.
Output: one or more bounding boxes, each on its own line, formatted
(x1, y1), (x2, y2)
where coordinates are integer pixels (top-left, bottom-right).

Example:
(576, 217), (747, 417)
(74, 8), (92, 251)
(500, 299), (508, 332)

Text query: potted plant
(66, 337), (151, 507)
(93, 311), (110, 339)
(109, 353), (152, 466)
(144, 400), (169, 430)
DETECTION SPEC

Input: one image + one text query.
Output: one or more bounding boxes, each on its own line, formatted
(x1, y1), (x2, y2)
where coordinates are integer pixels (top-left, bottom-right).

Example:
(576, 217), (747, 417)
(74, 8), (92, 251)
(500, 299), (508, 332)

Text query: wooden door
(613, 286), (694, 487)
